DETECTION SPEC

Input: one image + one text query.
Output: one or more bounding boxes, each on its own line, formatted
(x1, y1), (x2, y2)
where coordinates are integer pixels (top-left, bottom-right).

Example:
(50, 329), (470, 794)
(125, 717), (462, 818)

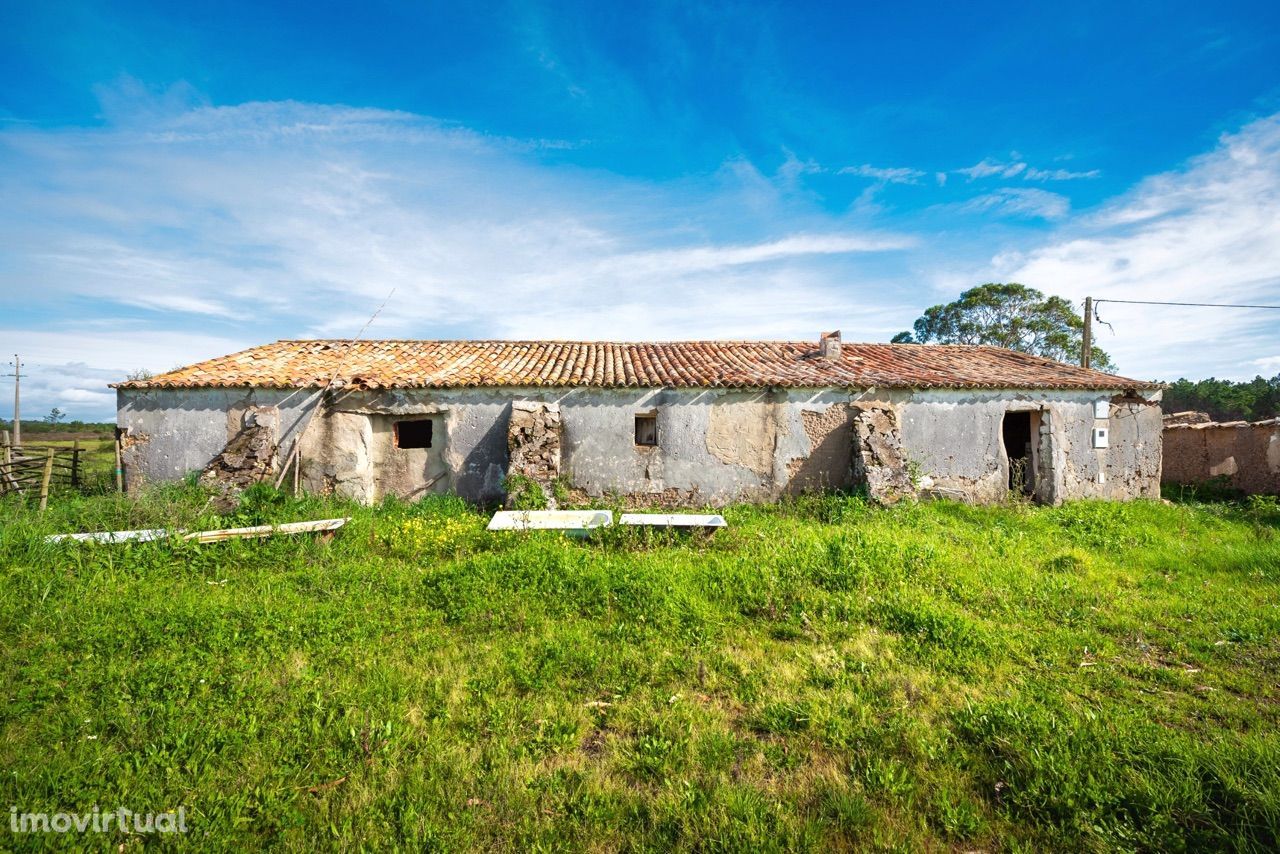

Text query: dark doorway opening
(1002, 411), (1034, 495)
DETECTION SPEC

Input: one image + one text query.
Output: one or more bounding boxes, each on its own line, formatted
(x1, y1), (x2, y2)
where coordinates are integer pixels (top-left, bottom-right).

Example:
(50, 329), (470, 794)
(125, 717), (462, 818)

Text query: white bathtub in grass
(487, 510), (613, 534)
(618, 513), (726, 531)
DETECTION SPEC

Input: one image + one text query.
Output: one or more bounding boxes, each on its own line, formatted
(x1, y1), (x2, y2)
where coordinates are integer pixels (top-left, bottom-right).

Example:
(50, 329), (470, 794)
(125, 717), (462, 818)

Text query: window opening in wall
(1002, 411), (1034, 495)
(394, 419), (433, 449)
(634, 413), (658, 447)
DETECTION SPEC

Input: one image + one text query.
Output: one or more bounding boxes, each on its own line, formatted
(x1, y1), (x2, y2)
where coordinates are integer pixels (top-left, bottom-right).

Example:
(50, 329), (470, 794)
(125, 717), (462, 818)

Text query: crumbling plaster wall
(298, 390), (504, 503)
(555, 387), (854, 503)
(287, 386), (837, 504)
(892, 388), (1163, 503)
(118, 384), (1163, 505)
(117, 386), (852, 504)
(116, 387), (320, 493)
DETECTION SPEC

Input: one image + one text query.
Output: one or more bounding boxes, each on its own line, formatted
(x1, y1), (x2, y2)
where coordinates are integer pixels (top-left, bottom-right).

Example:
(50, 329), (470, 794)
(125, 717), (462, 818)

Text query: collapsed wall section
(199, 405), (280, 507)
(506, 401), (562, 507)
(850, 402), (917, 504)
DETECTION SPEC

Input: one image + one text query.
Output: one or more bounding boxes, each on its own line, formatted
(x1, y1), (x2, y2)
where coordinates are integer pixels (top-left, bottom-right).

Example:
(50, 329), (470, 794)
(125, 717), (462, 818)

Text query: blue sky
(2, 0), (1280, 420)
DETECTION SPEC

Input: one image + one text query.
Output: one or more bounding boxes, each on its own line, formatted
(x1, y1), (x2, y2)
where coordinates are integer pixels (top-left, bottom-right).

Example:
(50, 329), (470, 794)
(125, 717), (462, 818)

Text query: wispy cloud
(1252, 355), (1280, 373)
(1024, 166), (1101, 181)
(0, 88), (916, 417)
(956, 158), (1028, 180)
(960, 187), (1071, 220)
(0, 329), (253, 420)
(956, 158), (1100, 182)
(4, 81), (1279, 421)
(838, 164), (926, 184)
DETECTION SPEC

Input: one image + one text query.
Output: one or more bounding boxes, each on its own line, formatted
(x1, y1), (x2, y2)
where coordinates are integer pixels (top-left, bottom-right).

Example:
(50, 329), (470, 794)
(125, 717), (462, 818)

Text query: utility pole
(1081, 297), (1092, 369)
(6, 354), (17, 447)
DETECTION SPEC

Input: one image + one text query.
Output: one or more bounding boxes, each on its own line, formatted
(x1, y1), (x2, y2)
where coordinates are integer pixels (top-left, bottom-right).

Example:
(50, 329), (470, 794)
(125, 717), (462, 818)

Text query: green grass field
(2, 486), (1278, 850)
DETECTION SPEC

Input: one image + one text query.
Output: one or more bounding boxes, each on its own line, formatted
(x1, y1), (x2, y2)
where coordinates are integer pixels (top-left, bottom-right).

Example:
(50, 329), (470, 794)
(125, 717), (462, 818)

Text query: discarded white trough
(46, 517), (350, 544)
(46, 528), (172, 544)
(486, 510), (612, 535)
(619, 513), (727, 532)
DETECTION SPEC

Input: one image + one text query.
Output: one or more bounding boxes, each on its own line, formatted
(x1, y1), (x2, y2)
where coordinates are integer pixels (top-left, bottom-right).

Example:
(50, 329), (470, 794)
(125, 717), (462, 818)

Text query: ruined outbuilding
(1163, 417), (1280, 495)
(113, 334), (1165, 505)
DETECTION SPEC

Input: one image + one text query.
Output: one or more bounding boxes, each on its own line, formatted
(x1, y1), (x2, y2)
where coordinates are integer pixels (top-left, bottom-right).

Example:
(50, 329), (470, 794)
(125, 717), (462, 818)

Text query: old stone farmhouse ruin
(113, 334), (1165, 505)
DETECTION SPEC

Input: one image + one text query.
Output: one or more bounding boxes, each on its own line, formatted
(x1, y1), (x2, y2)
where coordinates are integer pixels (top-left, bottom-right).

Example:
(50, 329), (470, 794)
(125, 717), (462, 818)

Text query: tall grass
(1, 486), (1278, 850)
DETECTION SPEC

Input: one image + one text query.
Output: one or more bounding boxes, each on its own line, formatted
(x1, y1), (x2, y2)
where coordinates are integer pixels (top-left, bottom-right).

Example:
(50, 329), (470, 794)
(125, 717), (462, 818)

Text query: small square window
(395, 419), (433, 449)
(634, 413), (658, 447)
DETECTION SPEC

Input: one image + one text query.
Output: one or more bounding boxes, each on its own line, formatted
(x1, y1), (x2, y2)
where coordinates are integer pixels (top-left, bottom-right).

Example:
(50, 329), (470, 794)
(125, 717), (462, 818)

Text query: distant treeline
(1, 420), (115, 436)
(1161, 375), (1280, 422)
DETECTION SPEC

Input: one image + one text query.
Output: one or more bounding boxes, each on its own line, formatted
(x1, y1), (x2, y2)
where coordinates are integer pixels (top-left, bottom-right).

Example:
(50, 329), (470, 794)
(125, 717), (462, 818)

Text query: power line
(1093, 298), (1280, 310)
(1081, 294), (1280, 369)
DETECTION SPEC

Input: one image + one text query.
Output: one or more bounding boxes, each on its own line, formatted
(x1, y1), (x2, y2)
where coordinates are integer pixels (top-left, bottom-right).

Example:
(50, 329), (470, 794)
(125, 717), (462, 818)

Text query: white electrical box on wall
(1092, 427), (1109, 448)
(1093, 399), (1110, 419)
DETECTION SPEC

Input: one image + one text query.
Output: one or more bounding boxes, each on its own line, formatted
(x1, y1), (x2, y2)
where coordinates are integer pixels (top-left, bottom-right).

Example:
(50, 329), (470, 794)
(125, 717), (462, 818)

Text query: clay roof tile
(112, 339), (1162, 392)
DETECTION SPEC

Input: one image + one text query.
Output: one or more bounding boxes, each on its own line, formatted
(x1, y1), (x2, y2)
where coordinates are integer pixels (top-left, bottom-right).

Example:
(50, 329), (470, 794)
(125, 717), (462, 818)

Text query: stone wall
(1163, 419), (1280, 495)
(506, 401), (562, 507)
(850, 403), (915, 504)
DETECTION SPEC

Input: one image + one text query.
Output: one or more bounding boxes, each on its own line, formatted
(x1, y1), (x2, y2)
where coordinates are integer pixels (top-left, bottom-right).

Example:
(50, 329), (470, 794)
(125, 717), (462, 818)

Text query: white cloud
(6, 82), (1279, 422)
(839, 164), (926, 184)
(991, 114), (1280, 379)
(0, 92), (918, 418)
(956, 159), (1099, 182)
(956, 158), (1027, 180)
(960, 187), (1071, 220)
(1024, 166), (1101, 181)
(58, 388), (117, 405)
(1252, 355), (1280, 374)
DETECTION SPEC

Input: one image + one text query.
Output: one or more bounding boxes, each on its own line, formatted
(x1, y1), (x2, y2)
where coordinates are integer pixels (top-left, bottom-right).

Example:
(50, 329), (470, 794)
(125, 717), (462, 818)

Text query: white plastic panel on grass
(487, 510), (613, 532)
(618, 513), (727, 529)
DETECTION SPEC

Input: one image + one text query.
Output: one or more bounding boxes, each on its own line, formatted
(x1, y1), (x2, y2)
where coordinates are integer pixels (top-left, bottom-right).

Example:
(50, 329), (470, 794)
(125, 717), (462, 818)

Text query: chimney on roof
(819, 330), (842, 359)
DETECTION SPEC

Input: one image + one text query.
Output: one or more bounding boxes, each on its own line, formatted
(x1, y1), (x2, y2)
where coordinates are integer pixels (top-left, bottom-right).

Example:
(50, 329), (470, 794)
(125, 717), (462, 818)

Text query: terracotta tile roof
(112, 339), (1162, 392)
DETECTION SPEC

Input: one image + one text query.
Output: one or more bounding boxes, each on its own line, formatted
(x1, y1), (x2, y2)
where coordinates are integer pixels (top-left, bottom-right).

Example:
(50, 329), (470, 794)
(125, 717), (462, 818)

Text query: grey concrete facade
(117, 384), (1163, 505)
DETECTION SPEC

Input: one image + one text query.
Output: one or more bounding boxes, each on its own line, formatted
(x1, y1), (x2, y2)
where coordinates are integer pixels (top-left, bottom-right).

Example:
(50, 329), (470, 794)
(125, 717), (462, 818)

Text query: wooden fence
(0, 439), (84, 508)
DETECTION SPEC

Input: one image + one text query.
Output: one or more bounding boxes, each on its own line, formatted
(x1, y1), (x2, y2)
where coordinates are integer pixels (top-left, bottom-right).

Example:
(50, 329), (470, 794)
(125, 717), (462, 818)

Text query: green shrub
(504, 474), (549, 510)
